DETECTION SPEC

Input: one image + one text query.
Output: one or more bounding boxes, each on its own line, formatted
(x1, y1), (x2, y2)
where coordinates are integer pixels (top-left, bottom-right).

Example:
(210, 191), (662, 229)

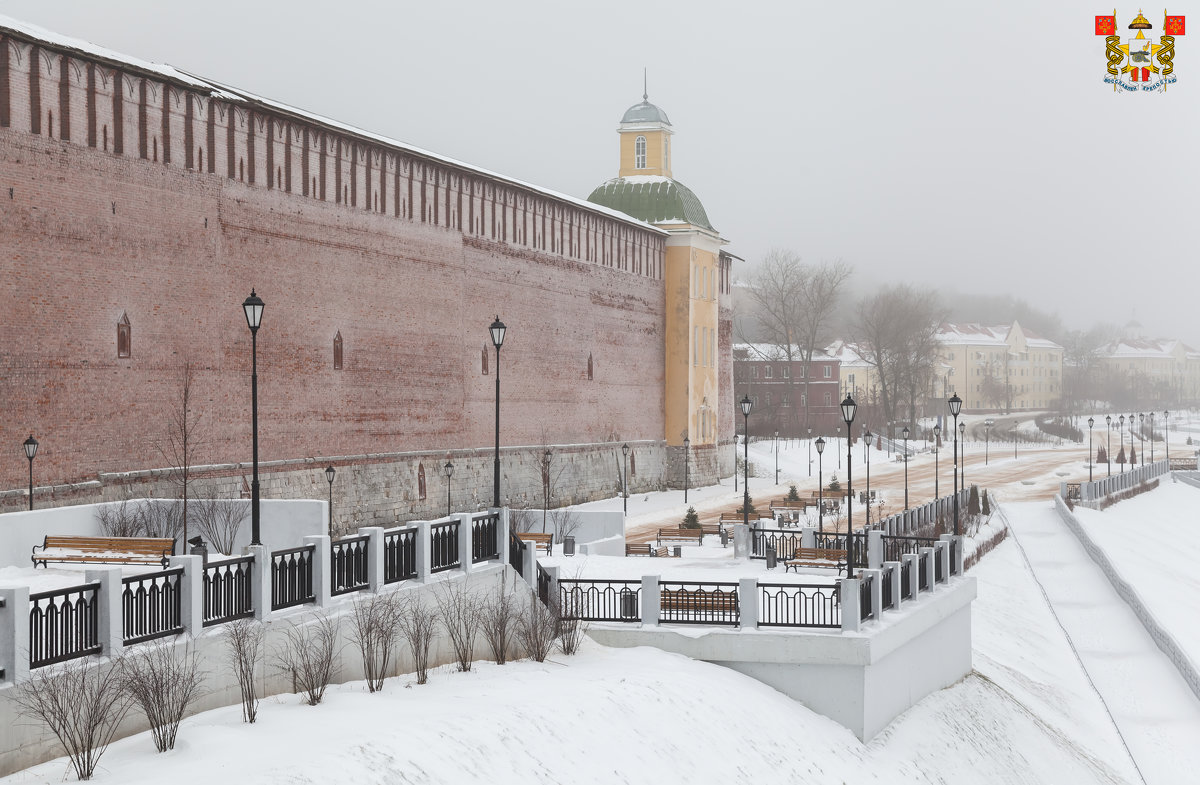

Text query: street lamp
(815, 436), (826, 535)
(444, 460), (454, 517)
(325, 465), (335, 531)
(1164, 410), (1170, 462)
(489, 316), (507, 507)
(242, 289), (264, 546)
(740, 396), (753, 529)
(774, 430), (780, 484)
(621, 443), (630, 515)
(1149, 412), (1155, 463)
(683, 436), (690, 504)
(902, 426), (910, 510)
(959, 421), (966, 490)
(1119, 414), (1126, 473)
(807, 427), (813, 477)
(984, 419), (994, 465)
(864, 431), (873, 527)
(1105, 415), (1112, 476)
(933, 424), (941, 499)
(840, 395), (857, 579)
(23, 435), (38, 511)
(1087, 417), (1094, 482)
(836, 427), (841, 469)
(948, 393), (962, 538)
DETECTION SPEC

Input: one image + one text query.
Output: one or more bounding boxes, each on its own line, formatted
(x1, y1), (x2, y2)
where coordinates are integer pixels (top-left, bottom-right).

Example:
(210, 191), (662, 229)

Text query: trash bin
(188, 535), (208, 567)
(766, 546), (777, 570)
(620, 588), (639, 619)
(563, 536), (576, 556)
(673, 546), (682, 558)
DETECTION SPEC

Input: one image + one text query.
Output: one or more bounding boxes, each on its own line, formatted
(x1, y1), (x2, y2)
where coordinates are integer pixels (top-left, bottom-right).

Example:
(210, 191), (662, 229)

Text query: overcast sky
(4, 0), (1197, 345)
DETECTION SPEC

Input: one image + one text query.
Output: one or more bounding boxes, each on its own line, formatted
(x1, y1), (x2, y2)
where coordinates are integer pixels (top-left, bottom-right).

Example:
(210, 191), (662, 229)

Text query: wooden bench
(784, 547), (847, 576)
(657, 528), (703, 547)
(660, 589), (739, 615)
(31, 536), (175, 568)
(625, 543), (654, 557)
(517, 532), (553, 555)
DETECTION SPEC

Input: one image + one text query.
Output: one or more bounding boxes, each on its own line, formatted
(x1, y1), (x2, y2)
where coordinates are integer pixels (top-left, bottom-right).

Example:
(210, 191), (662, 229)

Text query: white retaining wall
(1069, 460), (1169, 505)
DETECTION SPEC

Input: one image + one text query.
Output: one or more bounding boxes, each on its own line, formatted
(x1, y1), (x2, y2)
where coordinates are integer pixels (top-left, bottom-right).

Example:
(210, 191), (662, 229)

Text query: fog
(4, 0), (1197, 344)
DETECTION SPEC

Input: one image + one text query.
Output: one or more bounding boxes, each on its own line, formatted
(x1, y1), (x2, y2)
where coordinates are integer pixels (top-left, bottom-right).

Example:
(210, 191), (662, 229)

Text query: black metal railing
(331, 535), (370, 596)
(859, 573), (874, 621)
(536, 562), (551, 606)
(472, 512), (500, 563)
(758, 583), (840, 628)
(814, 531), (868, 568)
(935, 545), (946, 583)
(508, 530), (525, 577)
(558, 579), (642, 622)
(750, 529), (802, 560)
(122, 567), (184, 645)
(881, 565), (894, 610)
(28, 582), (102, 669)
(383, 527), (417, 584)
(901, 559), (913, 600)
(1065, 483), (1082, 501)
(430, 520), (461, 574)
(881, 535), (939, 564)
(919, 554), (929, 590)
(271, 544), (316, 610)
(203, 556), (254, 626)
(658, 582), (740, 626)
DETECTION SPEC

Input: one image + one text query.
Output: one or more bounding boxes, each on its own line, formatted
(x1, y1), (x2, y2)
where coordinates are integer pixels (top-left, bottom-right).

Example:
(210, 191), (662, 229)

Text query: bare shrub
(436, 580), (484, 672)
(548, 507), (582, 543)
(556, 589), (587, 656)
(96, 497), (146, 537)
(14, 657), (135, 780)
(350, 593), (403, 692)
(118, 641), (206, 752)
(224, 618), (264, 723)
(481, 578), (522, 665)
(516, 589), (558, 663)
(965, 526), (1010, 570)
(141, 500), (184, 541)
(510, 506), (537, 534)
(396, 595), (439, 685)
(193, 490), (249, 554)
(276, 613), (340, 706)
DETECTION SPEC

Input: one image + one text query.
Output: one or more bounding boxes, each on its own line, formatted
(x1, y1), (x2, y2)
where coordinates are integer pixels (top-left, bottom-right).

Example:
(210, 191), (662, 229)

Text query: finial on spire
(643, 67), (648, 101)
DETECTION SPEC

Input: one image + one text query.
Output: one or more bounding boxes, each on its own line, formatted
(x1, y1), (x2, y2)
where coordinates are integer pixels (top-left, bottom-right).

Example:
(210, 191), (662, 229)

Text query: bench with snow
(516, 532), (553, 555)
(784, 547), (848, 576)
(660, 588), (739, 616)
(656, 528), (704, 547)
(625, 542), (679, 557)
(31, 535), (175, 568)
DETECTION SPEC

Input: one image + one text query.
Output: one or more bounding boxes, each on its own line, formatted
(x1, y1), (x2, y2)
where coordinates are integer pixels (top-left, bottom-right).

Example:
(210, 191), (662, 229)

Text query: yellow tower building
(589, 93), (734, 486)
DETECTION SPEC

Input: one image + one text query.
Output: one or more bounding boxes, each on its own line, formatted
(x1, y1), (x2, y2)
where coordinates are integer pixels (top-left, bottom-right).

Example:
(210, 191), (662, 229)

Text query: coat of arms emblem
(1096, 9), (1186, 91)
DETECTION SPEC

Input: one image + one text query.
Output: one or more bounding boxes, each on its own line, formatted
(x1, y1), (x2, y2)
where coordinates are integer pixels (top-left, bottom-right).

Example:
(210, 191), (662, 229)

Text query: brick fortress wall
(0, 28), (678, 523)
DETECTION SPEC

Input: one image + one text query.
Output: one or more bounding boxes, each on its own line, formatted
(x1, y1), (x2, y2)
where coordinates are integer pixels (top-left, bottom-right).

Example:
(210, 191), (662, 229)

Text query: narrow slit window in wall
(333, 331), (343, 370)
(117, 312), (131, 358)
(630, 452), (636, 476)
(587, 353), (593, 380)
(417, 464), (427, 500)
(482, 346), (489, 375)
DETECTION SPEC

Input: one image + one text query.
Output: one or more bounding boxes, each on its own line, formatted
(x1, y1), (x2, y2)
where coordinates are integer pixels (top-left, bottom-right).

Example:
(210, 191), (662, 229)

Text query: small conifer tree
(681, 506), (700, 529)
(786, 484), (801, 502)
(827, 474), (841, 492)
(736, 495), (756, 515)
(981, 489), (991, 516)
(968, 484), (981, 515)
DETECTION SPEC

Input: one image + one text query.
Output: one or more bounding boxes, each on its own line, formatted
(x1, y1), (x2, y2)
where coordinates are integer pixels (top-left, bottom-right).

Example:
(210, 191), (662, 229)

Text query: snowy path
(1005, 501), (1200, 785)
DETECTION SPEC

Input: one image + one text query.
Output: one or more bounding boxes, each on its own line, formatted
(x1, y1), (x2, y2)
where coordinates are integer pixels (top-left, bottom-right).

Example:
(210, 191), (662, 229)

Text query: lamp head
(325, 465), (335, 484)
(1088, 417), (1094, 428)
(622, 443), (629, 457)
(445, 460), (454, 477)
(242, 289), (264, 332)
(740, 395), (753, 417)
(840, 394), (857, 426)
(815, 436), (825, 454)
(947, 393), (962, 417)
(489, 316), (507, 349)
(23, 434), (38, 460)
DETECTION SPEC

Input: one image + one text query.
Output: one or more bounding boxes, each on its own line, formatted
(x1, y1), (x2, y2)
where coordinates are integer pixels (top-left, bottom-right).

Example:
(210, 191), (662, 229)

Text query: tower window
(333, 331), (343, 370)
(117, 313), (131, 358)
(635, 136), (646, 169)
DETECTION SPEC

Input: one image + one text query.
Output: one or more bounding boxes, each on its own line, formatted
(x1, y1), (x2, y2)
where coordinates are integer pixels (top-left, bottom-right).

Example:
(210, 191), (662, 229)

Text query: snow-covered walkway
(1004, 501), (1200, 785)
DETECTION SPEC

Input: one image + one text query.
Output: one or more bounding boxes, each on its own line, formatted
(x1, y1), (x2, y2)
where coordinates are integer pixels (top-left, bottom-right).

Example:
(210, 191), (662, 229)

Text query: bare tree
(223, 618), (264, 723)
(480, 577), (521, 665)
(435, 580), (484, 672)
(516, 589), (558, 663)
(509, 506), (537, 534)
(158, 360), (204, 548)
(141, 500), (185, 540)
(118, 641), (206, 752)
(276, 613), (340, 706)
(556, 582), (587, 656)
(193, 490), (249, 554)
(396, 595), (439, 684)
(96, 495), (147, 537)
(14, 657), (135, 780)
(547, 507), (583, 543)
(350, 593), (403, 692)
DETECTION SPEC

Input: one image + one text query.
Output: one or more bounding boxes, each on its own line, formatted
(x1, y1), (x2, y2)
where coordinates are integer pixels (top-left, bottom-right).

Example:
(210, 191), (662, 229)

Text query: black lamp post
(840, 395), (857, 579)
(621, 443), (630, 515)
(1149, 412), (1155, 463)
(984, 419), (994, 465)
(242, 290), (264, 546)
(774, 430), (780, 484)
(1105, 415), (1112, 475)
(807, 427), (812, 477)
(836, 427), (842, 469)
(740, 396), (752, 529)
(948, 393), (962, 537)
(444, 460), (454, 517)
(23, 435), (38, 511)
(1139, 413), (1145, 465)
(959, 421), (966, 490)
(324, 465), (335, 531)
(1119, 414), (1126, 473)
(683, 436), (690, 503)
(864, 430), (873, 527)
(489, 316), (506, 507)
(933, 424), (941, 499)
(1164, 410), (1170, 462)
(902, 426), (910, 510)
(815, 436), (826, 535)
(1087, 417), (1094, 482)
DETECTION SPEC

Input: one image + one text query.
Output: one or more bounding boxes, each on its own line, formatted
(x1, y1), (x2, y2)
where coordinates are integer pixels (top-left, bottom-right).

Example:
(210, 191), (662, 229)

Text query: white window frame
(635, 136), (647, 169)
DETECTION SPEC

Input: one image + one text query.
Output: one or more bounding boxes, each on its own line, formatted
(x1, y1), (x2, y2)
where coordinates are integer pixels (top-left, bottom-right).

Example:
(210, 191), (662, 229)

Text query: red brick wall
(0, 30), (670, 510)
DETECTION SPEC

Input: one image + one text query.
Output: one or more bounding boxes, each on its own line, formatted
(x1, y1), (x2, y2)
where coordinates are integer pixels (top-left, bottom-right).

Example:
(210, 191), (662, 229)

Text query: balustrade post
(918, 547), (935, 592)
(864, 569), (883, 620)
(168, 555), (203, 636)
(455, 513), (475, 575)
(86, 567), (124, 657)
(304, 535), (332, 607)
(902, 553), (920, 600)
(0, 587), (30, 684)
(414, 521), (432, 582)
(839, 577), (861, 632)
(884, 560), (902, 609)
(247, 544), (271, 621)
(738, 578), (758, 629)
(940, 534), (963, 575)
(361, 527), (385, 592)
(497, 508), (510, 568)
(936, 541), (950, 583)
(522, 540), (537, 588)
(546, 565), (560, 609)
(641, 575), (660, 626)
(800, 526), (816, 549)
(867, 530), (883, 570)
(732, 524), (751, 558)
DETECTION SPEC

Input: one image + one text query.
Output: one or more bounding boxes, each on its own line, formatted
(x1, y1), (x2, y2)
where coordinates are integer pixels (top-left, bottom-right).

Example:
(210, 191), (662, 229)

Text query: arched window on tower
(117, 313), (131, 358)
(333, 331), (343, 370)
(635, 136), (646, 169)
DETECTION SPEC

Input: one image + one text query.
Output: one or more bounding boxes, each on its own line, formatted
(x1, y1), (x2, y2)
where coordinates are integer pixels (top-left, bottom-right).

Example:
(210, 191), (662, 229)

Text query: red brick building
(732, 344), (842, 436)
(0, 20), (734, 522)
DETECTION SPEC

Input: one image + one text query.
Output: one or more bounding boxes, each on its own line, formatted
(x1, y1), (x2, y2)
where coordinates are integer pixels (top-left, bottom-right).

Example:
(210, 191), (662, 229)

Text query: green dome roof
(587, 176), (714, 231)
(620, 100), (671, 125)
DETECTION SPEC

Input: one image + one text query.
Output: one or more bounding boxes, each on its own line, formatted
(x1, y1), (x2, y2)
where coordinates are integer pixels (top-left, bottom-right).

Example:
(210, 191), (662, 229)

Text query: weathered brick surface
(0, 29), (710, 514)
